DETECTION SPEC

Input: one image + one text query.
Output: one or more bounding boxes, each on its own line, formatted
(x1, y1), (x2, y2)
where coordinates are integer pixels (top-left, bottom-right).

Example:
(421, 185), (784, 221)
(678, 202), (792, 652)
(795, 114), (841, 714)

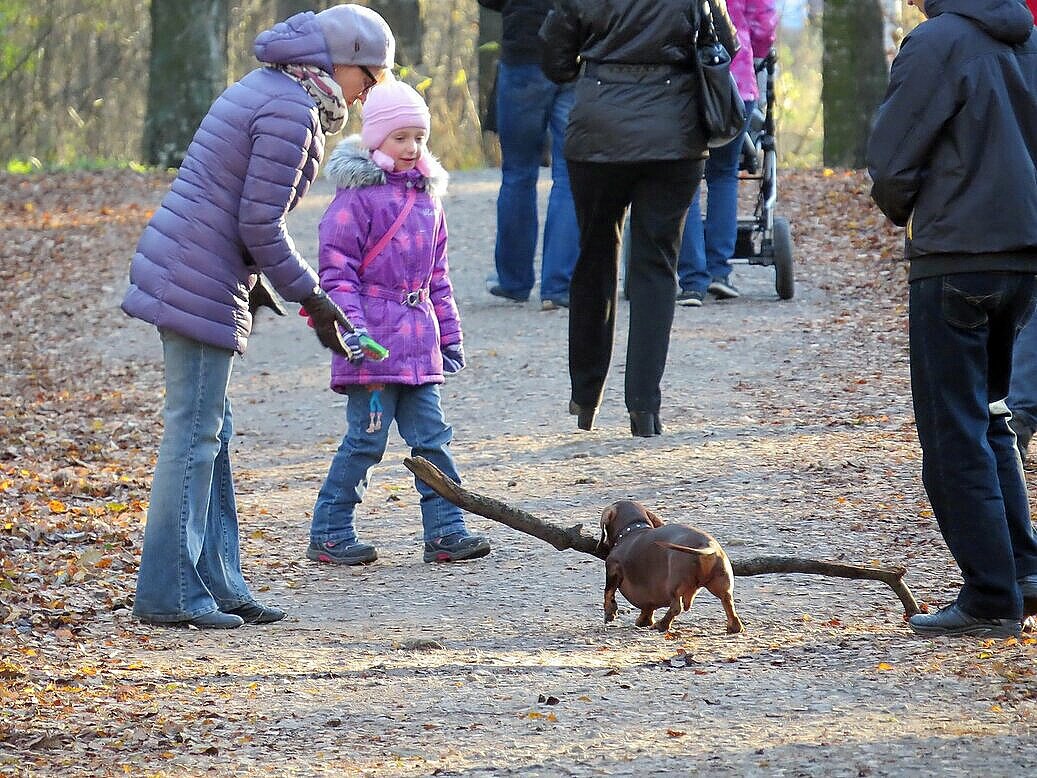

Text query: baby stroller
(731, 50), (794, 300)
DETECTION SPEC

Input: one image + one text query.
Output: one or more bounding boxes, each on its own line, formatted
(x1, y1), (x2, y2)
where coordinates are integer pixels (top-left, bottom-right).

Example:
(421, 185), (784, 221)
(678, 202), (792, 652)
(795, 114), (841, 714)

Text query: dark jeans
(910, 272), (1037, 619)
(567, 158), (704, 413)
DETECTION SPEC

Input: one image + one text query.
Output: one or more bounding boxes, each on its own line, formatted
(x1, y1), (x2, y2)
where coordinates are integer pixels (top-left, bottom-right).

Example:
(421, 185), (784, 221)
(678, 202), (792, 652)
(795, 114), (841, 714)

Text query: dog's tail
(654, 540), (721, 556)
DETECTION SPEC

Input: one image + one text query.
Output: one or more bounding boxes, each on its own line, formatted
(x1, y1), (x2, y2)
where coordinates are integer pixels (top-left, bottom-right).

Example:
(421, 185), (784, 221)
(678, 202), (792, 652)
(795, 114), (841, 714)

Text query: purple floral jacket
(317, 138), (461, 391)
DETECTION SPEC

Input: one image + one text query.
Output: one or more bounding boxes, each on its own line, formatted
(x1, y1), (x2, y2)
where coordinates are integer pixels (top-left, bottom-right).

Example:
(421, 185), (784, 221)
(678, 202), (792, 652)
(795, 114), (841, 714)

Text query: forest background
(0, 0), (925, 174)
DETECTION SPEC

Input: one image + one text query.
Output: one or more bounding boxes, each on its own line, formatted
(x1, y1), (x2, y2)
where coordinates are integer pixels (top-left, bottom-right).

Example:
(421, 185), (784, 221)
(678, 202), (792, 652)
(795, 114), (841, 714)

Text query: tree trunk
(821, 0), (888, 168)
(404, 456), (921, 616)
(477, 3), (502, 162)
(144, 0), (230, 168)
(276, 0), (318, 21)
(368, 0), (423, 67)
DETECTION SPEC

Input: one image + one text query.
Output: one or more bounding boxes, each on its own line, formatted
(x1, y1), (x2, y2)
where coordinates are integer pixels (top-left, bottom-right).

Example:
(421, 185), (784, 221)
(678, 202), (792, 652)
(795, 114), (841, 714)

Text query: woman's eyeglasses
(359, 65), (378, 96)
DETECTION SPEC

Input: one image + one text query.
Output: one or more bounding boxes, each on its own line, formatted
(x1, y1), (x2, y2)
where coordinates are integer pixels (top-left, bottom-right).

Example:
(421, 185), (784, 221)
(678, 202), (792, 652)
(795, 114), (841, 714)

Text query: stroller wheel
(773, 217), (794, 300)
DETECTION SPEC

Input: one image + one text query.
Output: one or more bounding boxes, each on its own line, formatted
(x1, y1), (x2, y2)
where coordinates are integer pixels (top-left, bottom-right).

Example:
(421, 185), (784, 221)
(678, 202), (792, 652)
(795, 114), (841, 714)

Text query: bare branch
(403, 456), (921, 616)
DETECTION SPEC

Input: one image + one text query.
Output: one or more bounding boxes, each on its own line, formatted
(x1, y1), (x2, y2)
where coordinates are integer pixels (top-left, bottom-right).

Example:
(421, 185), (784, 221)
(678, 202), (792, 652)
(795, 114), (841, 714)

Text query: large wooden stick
(403, 456), (921, 616)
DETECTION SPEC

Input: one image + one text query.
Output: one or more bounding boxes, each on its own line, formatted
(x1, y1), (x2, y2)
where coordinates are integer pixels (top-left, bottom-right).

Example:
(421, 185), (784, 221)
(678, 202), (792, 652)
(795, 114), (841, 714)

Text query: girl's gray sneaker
(306, 540), (378, 565)
(423, 532), (491, 563)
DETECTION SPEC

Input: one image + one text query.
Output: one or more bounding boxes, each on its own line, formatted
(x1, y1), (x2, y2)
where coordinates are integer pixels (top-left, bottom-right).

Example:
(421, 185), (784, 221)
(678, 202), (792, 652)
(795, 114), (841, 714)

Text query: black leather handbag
(695, 0), (746, 148)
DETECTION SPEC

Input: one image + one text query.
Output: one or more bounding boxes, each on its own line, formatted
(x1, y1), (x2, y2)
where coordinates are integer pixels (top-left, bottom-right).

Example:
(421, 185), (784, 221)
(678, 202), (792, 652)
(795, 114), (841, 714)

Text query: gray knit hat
(316, 4), (395, 68)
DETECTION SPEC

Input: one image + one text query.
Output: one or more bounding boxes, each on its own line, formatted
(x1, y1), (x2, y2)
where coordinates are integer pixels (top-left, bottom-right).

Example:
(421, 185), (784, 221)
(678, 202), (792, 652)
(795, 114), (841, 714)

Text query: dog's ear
(643, 507), (666, 528)
(598, 505), (616, 549)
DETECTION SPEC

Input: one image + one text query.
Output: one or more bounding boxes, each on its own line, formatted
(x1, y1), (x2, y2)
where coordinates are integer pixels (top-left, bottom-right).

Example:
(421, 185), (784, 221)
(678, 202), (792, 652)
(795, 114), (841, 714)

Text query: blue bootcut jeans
(678, 99), (756, 293)
(493, 62), (580, 303)
(910, 272), (1037, 619)
(133, 330), (254, 622)
(310, 383), (467, 546)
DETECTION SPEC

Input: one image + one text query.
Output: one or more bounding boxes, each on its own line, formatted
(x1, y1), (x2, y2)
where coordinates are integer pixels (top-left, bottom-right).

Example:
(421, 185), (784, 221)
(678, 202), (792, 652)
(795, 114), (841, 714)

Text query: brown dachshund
(598, 500), (744, 634)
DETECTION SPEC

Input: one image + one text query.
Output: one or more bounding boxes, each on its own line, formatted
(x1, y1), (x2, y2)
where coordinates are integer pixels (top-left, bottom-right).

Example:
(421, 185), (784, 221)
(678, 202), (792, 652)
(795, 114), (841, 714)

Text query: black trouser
(566, 158), (704, 414)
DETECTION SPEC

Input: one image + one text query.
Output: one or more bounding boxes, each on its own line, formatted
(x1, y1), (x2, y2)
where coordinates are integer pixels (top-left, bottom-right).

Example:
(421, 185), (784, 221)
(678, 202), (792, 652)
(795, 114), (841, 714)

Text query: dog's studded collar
(612, 521), (651, 545)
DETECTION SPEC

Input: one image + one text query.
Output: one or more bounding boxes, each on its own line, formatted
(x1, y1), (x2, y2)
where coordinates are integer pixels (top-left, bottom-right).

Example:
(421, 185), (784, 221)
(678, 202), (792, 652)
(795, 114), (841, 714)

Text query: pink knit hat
(360, 79), (431, 151)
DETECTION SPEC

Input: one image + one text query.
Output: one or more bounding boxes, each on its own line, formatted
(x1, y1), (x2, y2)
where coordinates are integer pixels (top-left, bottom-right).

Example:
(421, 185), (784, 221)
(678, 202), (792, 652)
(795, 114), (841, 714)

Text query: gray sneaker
(423, 532), (491, 563)
(1020, 575), (1037, 597)
(707, 276), (740, 300)
(908, 602), (1021, 638)
(1009, 416), (1033, 463)
(306, 540), (378, 565)
(1021, 575), (1037, 618)
(676, 289), (705, 307)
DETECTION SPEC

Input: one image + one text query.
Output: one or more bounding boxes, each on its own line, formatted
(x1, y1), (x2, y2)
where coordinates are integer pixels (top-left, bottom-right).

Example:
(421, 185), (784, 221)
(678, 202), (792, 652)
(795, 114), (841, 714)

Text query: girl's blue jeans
(133, 330), (254, 622)
(678, 99), (756, 293)
(310, 383), (466, 545)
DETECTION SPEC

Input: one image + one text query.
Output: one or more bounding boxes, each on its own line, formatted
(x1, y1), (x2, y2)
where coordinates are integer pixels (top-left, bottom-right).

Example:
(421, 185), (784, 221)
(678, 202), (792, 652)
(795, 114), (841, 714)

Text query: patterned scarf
(272, 63), (347, 135)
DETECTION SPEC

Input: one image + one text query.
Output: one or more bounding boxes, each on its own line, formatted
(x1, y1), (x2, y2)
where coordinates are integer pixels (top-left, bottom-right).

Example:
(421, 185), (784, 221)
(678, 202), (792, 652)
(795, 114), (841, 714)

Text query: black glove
(248, 275), (287, 317)
(300, 287), (354, 357)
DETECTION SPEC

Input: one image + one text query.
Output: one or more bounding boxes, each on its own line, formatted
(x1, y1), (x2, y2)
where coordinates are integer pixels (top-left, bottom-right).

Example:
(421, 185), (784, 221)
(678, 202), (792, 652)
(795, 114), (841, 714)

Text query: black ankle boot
(629, 412), (662, 437)
(569, 400), (598, 431)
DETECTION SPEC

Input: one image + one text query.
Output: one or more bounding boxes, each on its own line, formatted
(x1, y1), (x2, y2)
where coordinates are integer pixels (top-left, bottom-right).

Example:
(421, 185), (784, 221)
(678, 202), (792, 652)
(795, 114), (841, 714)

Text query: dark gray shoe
(225, 601), (286, 624)
(1020, 575), (1037, 618)
(1009, 416), (1033, 463)
(676, 289), (705, 307)
(306, 540), (378, 565)
(141, 611), (244, 629)
(908, 603), (1021, 638)
(423, 532), (491, 563)
(707, 276), (740, 300)
(1020, 575), (1037, 597)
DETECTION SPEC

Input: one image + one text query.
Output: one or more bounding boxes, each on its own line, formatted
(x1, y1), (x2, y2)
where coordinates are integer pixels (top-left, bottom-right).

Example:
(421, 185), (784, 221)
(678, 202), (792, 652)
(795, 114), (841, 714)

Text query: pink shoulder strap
(359, 186), (418, 273)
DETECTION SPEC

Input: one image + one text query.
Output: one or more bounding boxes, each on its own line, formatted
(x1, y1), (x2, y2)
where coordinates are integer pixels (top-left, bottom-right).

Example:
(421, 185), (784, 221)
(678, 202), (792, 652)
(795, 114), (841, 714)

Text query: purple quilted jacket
(121, 12), (343, 354)
(317, 138), (461, 391)
(728, 0), (778, 101)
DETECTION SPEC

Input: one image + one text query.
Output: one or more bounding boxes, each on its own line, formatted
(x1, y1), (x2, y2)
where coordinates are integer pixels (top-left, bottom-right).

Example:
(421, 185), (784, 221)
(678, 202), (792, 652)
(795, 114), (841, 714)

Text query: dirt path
(10, 168), (1037, 776)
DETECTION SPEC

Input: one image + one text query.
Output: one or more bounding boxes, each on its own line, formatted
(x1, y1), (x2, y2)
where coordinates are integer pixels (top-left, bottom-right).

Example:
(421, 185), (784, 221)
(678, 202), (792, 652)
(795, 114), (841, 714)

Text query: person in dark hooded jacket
(867, 0), (1037, 638)
(539, 0), (739, 437)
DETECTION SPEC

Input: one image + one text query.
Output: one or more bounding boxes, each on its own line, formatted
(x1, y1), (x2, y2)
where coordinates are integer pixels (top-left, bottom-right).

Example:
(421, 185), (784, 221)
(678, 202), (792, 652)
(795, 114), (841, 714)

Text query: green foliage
(5, 156), (150, 174)
(774, 20), (823, 168)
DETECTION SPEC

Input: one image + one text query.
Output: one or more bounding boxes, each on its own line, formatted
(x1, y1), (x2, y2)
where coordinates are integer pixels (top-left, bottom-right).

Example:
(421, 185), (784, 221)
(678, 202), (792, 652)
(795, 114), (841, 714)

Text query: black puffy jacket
(540, 0), (722, 163)
(867, 0), (1037, 279)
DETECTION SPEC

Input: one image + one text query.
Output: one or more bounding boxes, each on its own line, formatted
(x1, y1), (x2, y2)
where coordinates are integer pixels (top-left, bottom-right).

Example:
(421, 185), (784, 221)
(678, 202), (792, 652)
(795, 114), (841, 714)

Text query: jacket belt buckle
(404, 290), (425, 306)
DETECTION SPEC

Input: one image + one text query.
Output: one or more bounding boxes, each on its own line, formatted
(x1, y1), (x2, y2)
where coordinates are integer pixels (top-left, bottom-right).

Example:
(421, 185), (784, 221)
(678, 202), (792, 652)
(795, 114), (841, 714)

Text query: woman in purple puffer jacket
(124, 5), (395, 630)
(306, 79), (491, 568)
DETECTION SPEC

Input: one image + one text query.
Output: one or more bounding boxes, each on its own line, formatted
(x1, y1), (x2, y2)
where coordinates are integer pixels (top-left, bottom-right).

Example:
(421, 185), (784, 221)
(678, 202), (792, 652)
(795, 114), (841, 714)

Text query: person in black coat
(868, 0), (1037, 638)
(540, 0), (737, 437)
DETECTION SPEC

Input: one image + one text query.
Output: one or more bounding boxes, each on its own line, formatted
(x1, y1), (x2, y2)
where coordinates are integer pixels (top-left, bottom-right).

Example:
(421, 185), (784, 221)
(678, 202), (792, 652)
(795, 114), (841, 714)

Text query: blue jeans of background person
(133, 330), (253, 622)
(678, 100), (755, 293)
(493, 62), (580, 302)
(1007, 312), (1037, 433)
(909, 272), (1037, 620)
(310, 383), (466, 545)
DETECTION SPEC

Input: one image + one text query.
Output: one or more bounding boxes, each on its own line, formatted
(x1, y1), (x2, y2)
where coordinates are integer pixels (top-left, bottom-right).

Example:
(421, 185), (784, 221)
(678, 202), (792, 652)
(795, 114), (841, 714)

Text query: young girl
(306, 78), (491, 565)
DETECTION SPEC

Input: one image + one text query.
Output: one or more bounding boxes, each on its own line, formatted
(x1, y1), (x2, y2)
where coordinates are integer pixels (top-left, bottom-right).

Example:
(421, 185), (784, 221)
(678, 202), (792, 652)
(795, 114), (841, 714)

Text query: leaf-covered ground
(1, 167), (1035, 776)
